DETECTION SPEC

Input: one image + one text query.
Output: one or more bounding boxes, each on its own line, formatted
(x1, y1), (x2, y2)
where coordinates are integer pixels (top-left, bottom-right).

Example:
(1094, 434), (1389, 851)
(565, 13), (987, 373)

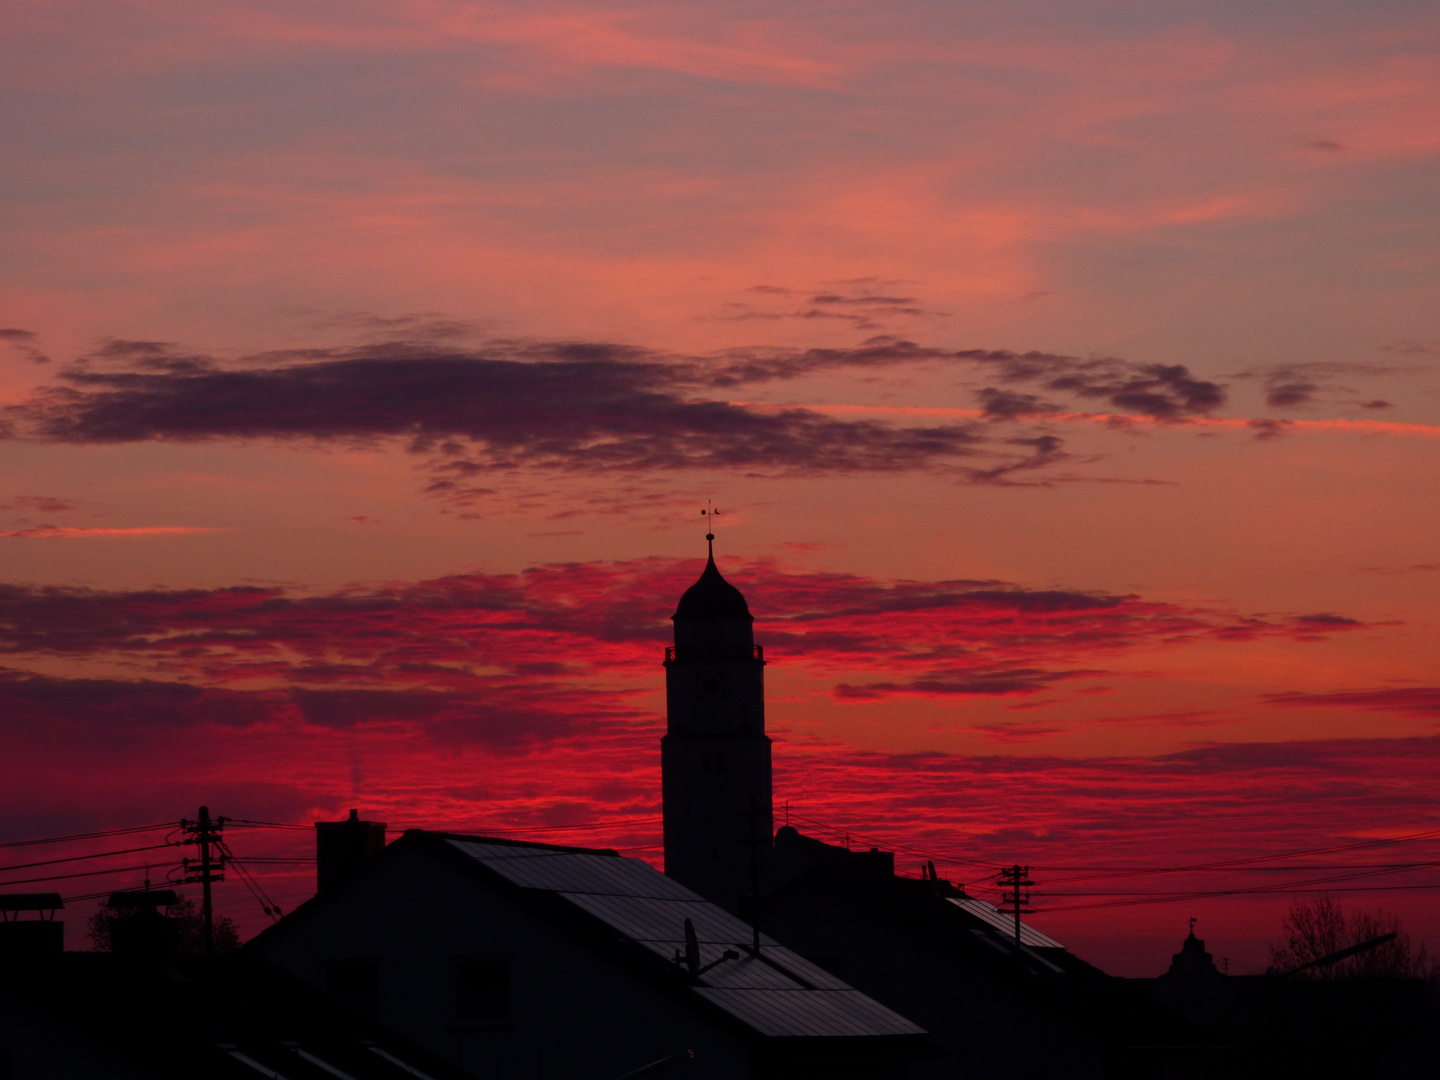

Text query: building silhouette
(662, 533), (772, 912)
(252, 829), (930, 1079)
(660, 543), (1189, 1077)
(1139, 926), (1237, 1027)
(0, 951), (470, 1080)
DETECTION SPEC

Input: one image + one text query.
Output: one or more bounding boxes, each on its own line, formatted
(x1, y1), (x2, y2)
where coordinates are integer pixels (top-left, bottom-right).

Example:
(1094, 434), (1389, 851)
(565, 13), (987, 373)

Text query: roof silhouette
(252, 829), (927, 1047)
(673, 538), (752, 621)
(443, 835), (925, 1040)
(0, 952), (470, 1080)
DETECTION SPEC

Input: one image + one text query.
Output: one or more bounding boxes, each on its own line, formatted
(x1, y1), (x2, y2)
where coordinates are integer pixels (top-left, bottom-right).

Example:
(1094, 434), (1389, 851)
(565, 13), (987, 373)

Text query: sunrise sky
(2, 0), (1439, 976)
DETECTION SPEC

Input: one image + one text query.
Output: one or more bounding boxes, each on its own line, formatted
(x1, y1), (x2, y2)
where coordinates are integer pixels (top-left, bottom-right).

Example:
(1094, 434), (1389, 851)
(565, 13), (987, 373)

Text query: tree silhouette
(88, 895), (239, 955)
(1269, 897), (1435, 980)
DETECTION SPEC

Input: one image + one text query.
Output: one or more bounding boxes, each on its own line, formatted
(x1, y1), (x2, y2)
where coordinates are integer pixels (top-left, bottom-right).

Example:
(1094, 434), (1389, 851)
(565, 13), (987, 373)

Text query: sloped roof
(447, 839), (925, 1041)
(948, 896), (1066, 950)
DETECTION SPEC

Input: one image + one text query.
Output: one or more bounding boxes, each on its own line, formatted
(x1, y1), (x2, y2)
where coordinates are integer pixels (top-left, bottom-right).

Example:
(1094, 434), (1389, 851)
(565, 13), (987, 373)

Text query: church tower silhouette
(662, 534), (773, 911)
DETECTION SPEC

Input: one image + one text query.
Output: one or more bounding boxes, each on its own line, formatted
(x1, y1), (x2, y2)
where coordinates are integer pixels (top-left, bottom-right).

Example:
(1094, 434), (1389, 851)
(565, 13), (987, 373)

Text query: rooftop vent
(0, 893), (65, 955)
(105, 889), (179, 959)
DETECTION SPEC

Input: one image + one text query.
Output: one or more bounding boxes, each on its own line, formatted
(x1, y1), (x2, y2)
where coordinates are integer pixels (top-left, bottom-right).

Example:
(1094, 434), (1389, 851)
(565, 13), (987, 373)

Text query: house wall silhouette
(252, 830), (929, 1079)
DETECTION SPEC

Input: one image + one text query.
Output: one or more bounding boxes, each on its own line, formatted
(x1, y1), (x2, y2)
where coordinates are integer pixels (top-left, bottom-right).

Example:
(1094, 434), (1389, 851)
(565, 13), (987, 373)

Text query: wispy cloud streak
(0, 526), (216, 540)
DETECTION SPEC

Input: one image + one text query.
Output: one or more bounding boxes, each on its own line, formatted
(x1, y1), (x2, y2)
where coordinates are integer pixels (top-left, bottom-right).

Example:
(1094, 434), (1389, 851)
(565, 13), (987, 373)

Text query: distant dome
(673, 545), (753, 621)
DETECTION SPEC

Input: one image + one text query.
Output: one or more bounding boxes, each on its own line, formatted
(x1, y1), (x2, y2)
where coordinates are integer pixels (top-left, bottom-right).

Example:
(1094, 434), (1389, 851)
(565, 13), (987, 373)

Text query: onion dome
(673, 536), (753, 621)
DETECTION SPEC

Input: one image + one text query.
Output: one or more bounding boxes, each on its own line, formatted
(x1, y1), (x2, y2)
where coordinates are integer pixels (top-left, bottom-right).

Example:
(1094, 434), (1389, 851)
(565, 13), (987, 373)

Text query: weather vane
(700, 501), (721, 542)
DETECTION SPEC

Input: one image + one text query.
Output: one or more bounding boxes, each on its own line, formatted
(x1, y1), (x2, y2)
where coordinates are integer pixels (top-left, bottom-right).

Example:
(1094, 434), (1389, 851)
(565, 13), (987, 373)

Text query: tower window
(701, 754), (712, 773)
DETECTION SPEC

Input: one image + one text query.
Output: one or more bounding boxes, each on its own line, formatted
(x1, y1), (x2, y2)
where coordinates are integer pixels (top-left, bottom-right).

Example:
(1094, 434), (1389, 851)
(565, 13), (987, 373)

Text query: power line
(1050, 861), (1440, 876)
(224, 819), (312, 831)
(226, 814), (665, 836)
(1035, 829), (1440, 884)
(1042, 881), (1440, 913)
(1035, 861), (1440, 911)
(0, 862), (183, 888)
(777, 810), (1440, 915)
(484, 815), (664, 834)
(227, 812), (665, 835)
(0, 822), (176, 850)
(786, 812), (997, 871)
(1039, 861), (1440, 890)
(0, 842), (178, 876)
(785, 811), (1440, 885)
(63, 889), (131, 904)
(219, 840), (279, 909)
(1066, 860), (1439, 897)
(27, 808), (1437, 921)
(218, 839), (284, 921)
(226, 856), (314, 864)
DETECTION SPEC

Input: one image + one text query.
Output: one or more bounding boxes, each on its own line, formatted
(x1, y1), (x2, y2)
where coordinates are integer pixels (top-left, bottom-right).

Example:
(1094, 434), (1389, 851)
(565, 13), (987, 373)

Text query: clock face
(698, 672), (726, 700)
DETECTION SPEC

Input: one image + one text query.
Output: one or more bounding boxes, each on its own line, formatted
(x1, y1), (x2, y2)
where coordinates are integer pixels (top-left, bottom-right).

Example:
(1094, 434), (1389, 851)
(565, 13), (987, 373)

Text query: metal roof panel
(559, 890), (754, 946)
(446, 838), (924, 1039)
(449, 841), (696, 899)
(947, 897), (1064, 949)
(693, 988), (926, 1039)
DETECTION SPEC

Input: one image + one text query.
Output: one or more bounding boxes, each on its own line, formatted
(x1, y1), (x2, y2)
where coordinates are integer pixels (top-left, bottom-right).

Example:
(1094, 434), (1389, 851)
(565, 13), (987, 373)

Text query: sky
(2, 0), (1439, 976)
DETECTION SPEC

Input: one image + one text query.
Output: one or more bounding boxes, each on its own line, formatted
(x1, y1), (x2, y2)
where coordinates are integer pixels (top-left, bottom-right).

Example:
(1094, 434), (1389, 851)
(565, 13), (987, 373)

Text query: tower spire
(663, 511), (771, 911)
(701, 503), (719, 559)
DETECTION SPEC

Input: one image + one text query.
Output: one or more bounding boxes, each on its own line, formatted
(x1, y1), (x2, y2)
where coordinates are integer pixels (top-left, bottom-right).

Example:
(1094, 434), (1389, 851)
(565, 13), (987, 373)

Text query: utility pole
(180, 806), (227, 954)
(996, 864), (1035, 950)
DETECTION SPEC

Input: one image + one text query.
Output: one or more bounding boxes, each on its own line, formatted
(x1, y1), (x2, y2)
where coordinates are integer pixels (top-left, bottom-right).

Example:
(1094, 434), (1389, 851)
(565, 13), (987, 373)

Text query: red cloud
(1262, 687), (1440, 717)
(0, 561), (1363, 709)
(0, 558), (1398, 962)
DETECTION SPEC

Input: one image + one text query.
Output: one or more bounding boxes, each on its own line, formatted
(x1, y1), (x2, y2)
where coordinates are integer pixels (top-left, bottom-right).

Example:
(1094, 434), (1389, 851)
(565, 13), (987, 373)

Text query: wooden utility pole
(996, 864), (1035, 950)
(181, 806), (227, 954)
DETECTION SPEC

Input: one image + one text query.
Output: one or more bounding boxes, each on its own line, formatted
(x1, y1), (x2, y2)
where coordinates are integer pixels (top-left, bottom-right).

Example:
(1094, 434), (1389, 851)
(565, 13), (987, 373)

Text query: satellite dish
(684, 917), (700, 976)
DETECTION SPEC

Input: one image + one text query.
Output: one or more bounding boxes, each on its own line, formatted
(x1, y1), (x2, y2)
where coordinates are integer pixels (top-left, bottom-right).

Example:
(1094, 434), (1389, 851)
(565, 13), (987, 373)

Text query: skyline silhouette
(2, 0), (1439, 979)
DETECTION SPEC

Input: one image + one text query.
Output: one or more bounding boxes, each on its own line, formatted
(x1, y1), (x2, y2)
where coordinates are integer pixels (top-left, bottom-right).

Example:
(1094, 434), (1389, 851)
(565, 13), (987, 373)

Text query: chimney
(0, 894), (64, 956)
(106, 890), (179, 959)
(315, 809), (387, 895)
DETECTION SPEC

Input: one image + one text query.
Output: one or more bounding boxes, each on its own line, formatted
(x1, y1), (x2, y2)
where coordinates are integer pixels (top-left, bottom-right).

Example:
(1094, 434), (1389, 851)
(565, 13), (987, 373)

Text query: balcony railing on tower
(664, 644), (764, 663)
